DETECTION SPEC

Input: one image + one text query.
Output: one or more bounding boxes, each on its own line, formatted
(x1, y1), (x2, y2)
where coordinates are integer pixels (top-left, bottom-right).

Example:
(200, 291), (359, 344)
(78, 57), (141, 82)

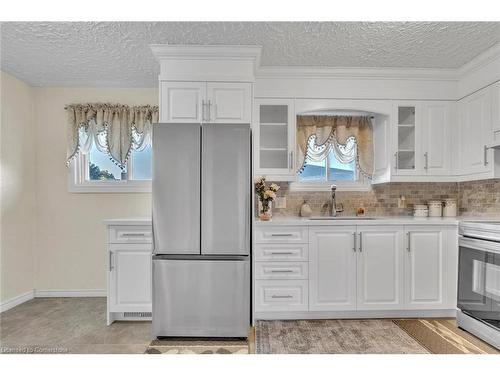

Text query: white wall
(0, 71), (36, 303)
(34, 88), (156, 292)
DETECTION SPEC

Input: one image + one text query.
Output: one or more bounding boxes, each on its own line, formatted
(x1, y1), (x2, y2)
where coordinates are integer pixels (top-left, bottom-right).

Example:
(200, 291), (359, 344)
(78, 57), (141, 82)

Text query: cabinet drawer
(255, 262), (308, 280)
(109, 226), (152, 244)
(254, 243), (308, 261)
(255, 226), (308, 243)
(255, 280), (308, 312)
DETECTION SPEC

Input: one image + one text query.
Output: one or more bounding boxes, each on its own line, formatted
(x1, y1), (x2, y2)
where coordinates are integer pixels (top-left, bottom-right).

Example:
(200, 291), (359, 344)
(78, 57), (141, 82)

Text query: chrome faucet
(330, 184), (344, 217)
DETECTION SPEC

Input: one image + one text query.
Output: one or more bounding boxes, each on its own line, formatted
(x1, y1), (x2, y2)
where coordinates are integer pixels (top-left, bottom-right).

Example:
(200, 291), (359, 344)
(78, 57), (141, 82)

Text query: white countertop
(103, 217), (152, 226)
(253, 216), (461, 226)
(104, 215), (500, 227)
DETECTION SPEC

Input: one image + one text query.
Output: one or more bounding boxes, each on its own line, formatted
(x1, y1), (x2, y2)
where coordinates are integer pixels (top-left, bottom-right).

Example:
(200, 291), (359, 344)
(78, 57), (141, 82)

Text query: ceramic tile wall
(258, 179), (500, 217)
(458, 179), (500, 216)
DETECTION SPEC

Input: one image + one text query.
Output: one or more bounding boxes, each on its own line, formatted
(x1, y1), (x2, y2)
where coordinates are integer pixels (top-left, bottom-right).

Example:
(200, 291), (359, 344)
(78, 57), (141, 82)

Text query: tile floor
(1, 298), (152, 354)
(2, 297), (497, 354)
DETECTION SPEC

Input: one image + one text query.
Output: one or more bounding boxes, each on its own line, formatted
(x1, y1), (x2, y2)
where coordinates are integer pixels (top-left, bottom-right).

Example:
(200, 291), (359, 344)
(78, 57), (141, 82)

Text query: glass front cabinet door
(254, 99), (296, 181)
(392, 103), (422, 175)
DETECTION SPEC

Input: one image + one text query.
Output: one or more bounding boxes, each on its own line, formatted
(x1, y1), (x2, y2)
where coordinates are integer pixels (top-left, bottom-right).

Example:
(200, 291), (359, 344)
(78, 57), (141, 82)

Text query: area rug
(255, 319), (428, 354)
(393, 319), (499, 354)
(145, 338), (249, 354)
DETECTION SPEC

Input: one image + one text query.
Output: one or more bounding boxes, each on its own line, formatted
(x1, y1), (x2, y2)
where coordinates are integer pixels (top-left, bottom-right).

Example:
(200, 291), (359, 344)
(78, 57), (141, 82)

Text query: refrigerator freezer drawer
(152, 258), (250, 337)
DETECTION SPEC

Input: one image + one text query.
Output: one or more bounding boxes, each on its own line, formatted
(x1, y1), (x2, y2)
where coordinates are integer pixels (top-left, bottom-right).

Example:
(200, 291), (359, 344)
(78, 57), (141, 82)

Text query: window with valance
(296, 115), (374, 187)
(66, 103), (159, 192)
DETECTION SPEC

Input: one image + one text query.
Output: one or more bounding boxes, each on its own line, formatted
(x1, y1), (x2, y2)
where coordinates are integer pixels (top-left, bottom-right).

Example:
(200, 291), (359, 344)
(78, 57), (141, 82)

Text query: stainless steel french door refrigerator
(152, 122), (251, 338)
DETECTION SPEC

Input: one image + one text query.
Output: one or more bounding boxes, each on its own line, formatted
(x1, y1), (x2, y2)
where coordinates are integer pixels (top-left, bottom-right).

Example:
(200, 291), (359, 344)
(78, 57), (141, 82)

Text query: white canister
(443, 198), (458, 217)
(413, 204), (429, 217)
(428, 200), (443, 217)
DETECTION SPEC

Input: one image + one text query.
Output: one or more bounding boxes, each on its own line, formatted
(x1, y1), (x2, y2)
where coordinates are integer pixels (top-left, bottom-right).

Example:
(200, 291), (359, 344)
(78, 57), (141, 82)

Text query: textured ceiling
(1, 22), (499, 87)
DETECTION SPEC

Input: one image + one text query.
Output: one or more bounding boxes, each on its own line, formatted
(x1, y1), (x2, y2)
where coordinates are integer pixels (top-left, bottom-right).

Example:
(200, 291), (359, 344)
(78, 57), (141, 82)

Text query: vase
(258, 199), (272, 221)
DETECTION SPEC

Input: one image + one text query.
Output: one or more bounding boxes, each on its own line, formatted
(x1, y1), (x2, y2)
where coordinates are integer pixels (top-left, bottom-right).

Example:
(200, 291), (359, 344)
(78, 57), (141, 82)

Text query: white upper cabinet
(490, 81), (500, 142)
(421, 102), (453, 175)
(393, 103), (422, 175)
(254, 98), (296, 181)
(356, 226), (405, 310)
(160, 81), (205, 123)
(391, 101), (453, 178)
(309, 227), (357, 311)
(160, 81), (251, 124)
(206, 82), (251, 123)
(458, 87), (493, 176)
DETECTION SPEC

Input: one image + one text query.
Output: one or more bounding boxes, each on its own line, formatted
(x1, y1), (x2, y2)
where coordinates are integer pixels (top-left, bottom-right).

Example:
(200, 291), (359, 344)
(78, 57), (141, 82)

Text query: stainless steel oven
(458, 221), (500, 349)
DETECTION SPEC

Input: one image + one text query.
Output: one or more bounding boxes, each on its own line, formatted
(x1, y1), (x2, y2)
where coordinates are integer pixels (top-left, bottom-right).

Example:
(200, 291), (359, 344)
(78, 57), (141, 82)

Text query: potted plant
(254, 177), (279, 221)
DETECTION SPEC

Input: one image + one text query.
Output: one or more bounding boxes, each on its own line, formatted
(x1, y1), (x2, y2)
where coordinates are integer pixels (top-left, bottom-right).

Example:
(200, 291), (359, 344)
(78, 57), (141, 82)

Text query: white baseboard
(0, 289), (107, 313)
(34, 289), (106, 298)
(0, 290), (35, 313)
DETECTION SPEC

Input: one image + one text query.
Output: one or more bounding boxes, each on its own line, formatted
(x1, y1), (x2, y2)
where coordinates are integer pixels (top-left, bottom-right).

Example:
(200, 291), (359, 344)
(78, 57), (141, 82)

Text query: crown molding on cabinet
(151, 44), (262, 82)
(150, 44), (262, 62)
(458, 42), (500, 77)
(256, 66), (459, 81)
(457, 43), (500, 99)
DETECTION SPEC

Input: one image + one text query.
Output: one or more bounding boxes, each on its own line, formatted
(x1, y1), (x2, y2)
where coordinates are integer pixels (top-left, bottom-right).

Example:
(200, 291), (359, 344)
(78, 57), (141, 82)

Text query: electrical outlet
(275, 197), (286, 209)
(398, 195), (406, 209)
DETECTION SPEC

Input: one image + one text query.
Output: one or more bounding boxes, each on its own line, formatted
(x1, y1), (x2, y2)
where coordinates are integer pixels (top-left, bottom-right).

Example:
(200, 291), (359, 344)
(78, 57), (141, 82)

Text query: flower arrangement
(254, 176), (280, 221)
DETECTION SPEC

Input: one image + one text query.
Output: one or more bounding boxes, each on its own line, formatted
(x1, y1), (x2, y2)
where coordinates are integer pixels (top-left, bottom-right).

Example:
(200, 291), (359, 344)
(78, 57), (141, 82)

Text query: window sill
(68, 180), (151, 193)
(289, 181), (372, 192)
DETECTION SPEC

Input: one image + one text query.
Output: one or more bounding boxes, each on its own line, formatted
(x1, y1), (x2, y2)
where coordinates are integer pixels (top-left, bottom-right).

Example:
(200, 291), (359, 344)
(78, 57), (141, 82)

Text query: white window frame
(68, 151), (151, 193)
(290, 150), (371, 192)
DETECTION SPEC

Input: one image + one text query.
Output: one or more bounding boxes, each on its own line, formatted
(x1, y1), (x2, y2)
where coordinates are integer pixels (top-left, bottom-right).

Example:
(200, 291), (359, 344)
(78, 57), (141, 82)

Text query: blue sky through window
(88, 143), (152, 181)
(299, 149), (356, 182)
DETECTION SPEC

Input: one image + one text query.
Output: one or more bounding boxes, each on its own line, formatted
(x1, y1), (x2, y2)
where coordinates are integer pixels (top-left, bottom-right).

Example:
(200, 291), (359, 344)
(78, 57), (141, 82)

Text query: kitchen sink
(309, 216), (377, 220)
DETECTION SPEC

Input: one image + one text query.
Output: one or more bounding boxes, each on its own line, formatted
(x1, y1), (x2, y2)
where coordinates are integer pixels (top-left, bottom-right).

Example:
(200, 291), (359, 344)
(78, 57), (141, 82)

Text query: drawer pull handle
(270, 251), (293, 255)
(121, 233), (147, 237)
(271, 295), (293, 299)
(270, 233), (293, 237)
(270, 270), (294, 273)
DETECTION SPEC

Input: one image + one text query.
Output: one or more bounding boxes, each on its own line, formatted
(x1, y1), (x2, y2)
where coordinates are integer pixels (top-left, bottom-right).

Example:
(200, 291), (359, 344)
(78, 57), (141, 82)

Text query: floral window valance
(297, 115), (374, 178)
(66, 103), (159, 168)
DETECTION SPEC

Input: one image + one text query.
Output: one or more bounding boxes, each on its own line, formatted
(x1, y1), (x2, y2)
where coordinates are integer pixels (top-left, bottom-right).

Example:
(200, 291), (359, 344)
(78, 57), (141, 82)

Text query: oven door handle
(459, 235), (500, 255)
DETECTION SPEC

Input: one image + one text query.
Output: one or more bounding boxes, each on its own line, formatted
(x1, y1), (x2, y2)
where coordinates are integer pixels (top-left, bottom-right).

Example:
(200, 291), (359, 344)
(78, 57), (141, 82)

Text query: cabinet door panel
(309, 227), (357, 311)
(459, 89), (492, 174)
(254, 99), (296, 181)
(207, 82), (251, 123)
(405, 230), (444, 308)
(109, 249), (152, 312)
(357, 227), (404, 310)
(392, 103), (422, 175)
(423, 102), (451, 175)
(160, 81), (205, 123)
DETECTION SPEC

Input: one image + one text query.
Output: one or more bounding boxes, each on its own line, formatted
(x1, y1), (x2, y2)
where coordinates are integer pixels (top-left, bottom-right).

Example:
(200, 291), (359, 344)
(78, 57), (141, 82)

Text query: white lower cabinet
(356, 226), (405, 310)
(255, 223), (457, 319)
(309, 227), (357, 311)
(254, 226), (309, 313)
(404, 226), (455, 309)
(107, 225), (153, 325)
(255, 280), (308, 312)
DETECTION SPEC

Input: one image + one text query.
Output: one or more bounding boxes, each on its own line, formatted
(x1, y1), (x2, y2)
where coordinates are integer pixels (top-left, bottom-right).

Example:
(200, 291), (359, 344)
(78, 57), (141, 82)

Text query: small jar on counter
(443, 198), (458, 217)
(413, 204), (429, 217)
(428, 200), (443, 217)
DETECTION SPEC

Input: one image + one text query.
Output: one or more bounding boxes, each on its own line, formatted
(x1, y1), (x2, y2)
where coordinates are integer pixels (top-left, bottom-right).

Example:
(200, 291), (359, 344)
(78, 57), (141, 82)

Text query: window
(299, 149), (357, 182)
(69, 131), (152, 193)
(293, 135), (370, 192)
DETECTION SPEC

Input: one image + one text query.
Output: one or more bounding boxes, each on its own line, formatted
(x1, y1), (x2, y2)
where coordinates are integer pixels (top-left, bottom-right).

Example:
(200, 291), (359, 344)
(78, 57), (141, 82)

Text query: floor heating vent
(123, 312), (152, 318)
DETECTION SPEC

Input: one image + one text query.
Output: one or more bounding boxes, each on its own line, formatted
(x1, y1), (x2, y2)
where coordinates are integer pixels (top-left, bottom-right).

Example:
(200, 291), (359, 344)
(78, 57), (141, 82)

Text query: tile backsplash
(458, 179), (500, 216)
(261, 179), (500, 217)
